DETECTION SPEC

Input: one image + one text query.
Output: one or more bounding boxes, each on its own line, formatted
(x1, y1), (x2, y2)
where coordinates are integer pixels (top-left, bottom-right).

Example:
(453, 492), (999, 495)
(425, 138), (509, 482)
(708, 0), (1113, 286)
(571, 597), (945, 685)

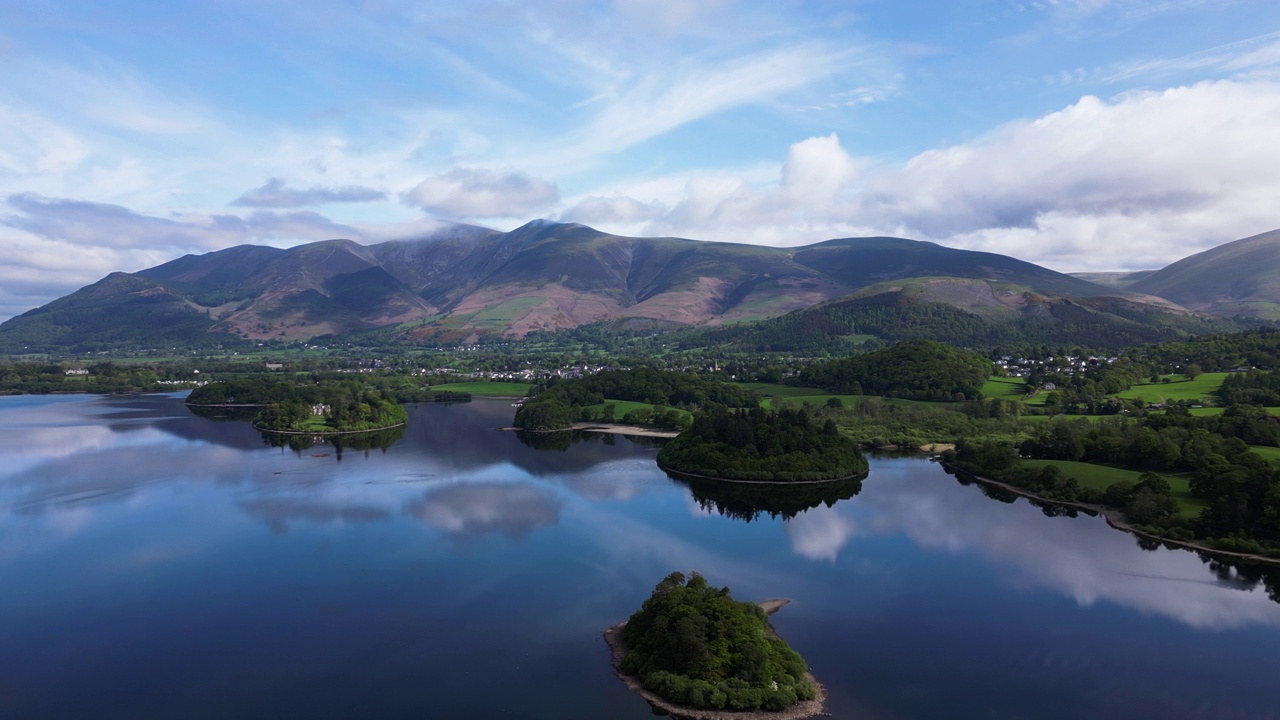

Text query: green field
(1021, 459), (1205, 518)
(430, 382), (532, 397)
(1114, 372), (1227, 404)
(982, 376), (1029, 400)
(1187, 406), (1280, 417)
(1250, 445), (1280, 463)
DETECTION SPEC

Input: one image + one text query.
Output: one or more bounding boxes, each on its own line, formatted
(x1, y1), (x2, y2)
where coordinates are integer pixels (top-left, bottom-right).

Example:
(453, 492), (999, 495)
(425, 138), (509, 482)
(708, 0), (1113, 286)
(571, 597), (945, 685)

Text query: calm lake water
(2, 394), (1279, 719)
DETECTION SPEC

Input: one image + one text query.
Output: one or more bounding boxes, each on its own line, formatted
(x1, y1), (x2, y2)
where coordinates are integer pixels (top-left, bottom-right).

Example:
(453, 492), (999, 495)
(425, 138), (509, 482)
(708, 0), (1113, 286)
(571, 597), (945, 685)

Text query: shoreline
(657, 461), (868, 486)
(943, 462), (1280, 567)
(253, 421), (406, 436)
(603, 600), (827, 720)
(185, 402), (268, 408)
(498, 423), (680, 438)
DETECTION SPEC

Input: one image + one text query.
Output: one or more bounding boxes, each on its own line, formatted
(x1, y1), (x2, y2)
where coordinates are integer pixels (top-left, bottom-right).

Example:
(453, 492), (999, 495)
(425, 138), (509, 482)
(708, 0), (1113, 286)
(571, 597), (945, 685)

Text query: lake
(1, 394), (1278, 719)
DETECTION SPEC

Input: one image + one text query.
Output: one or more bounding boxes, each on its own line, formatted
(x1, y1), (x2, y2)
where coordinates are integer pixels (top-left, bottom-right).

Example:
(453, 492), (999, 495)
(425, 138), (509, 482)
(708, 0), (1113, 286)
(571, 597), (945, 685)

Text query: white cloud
(784, 504), (859, 562)
(402, 168), (559, 219)
(565, 80), (1280, 271)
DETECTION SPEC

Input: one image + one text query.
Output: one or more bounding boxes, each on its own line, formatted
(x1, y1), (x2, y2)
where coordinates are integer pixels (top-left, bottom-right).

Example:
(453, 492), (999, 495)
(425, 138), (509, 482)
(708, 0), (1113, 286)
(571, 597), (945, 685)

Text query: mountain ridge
(0, 220), (1269, 352)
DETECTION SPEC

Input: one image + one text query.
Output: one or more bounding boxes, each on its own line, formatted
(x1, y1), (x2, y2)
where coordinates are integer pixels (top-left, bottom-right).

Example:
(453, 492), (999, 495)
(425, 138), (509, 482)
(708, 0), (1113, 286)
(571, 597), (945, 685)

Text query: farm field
(982, 376), (1028, 401)
(1114, 373), (1227, 404)
(1250, 445), (1280, 463)
(1188, 407), (1280, 417)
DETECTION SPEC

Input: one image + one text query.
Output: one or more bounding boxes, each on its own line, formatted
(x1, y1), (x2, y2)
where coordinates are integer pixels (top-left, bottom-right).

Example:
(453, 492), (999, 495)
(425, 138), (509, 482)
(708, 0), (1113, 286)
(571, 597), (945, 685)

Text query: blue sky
(3, 0), (1280, 319)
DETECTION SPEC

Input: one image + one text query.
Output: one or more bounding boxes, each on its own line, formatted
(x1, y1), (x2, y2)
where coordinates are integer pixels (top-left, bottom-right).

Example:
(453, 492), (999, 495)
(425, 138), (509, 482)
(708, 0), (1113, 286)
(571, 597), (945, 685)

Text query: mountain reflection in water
(2, 394), (1280, 720)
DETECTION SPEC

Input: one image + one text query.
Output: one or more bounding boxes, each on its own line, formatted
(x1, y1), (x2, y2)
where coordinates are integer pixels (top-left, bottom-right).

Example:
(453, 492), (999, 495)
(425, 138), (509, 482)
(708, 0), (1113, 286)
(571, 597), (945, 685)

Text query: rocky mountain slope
(0, 220), (1253, 352)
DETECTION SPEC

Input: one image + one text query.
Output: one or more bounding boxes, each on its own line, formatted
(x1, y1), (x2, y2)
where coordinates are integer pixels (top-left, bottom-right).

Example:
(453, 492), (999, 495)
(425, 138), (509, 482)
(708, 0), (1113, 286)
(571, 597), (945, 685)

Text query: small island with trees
(605, 571), (823, 719)
(187, 378), (408, 435)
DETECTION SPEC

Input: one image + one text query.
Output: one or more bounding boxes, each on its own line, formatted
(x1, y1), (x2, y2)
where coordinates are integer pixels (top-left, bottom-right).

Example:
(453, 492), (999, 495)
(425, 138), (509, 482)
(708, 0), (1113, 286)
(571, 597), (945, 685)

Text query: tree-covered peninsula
(658, 406), (867, 482)
(610, 572), (820, 715)
(187, 379), (407, 434)
(945, 406), (1280, 556)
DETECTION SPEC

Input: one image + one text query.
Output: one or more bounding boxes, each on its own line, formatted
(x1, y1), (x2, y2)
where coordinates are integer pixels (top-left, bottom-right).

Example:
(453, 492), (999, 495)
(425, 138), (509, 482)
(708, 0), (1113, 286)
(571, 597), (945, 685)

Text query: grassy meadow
(1114, 372), (1227, 404)
(982, 376), (1029, 400)
(1020, 459), (1206, 518)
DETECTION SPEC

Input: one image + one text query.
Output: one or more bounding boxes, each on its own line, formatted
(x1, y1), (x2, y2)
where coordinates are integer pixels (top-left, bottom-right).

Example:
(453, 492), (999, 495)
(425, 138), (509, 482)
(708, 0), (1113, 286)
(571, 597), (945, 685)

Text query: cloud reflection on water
(784, 458), (1280, 630)
(406, 481), (562, 543)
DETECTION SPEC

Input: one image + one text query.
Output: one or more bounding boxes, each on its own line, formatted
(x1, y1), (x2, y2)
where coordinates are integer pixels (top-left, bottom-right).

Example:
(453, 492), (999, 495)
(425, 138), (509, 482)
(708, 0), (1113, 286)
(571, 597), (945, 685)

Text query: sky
(3, 0), (1280, 320)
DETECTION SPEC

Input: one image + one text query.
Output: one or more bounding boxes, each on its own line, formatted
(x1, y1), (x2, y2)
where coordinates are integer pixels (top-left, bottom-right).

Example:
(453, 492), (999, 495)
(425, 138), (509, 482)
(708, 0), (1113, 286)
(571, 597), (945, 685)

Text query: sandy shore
(571, 423), (680, 438)
(603, 600), (828, 720)
(498, 423), (680, 438)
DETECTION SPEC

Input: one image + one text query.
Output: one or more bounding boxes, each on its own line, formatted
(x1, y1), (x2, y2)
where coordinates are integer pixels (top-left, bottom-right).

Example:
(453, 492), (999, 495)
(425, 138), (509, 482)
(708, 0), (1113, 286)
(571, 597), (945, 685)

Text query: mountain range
(1, 220), (1277, 353)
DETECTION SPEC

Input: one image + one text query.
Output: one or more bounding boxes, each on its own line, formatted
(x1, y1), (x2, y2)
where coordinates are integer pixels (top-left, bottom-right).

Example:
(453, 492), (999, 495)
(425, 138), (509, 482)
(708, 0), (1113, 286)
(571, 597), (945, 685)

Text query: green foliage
(620, 572), (814, 712)
(1220, 369), (1280, 406)
(189, 378), (408, 433)
(949, 409), (1280, 552)
(799, 340), (993, 401)
(0, 361), (189, 394)
(514, 368), (757, 431)
(835, 396), (1026, 448)
(657, 406), (867, 481)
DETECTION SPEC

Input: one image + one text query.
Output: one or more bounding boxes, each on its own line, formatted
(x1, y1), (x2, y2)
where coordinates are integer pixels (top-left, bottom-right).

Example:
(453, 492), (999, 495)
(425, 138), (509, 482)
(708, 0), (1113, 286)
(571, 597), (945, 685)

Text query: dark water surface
(2, 394), (1279, 719)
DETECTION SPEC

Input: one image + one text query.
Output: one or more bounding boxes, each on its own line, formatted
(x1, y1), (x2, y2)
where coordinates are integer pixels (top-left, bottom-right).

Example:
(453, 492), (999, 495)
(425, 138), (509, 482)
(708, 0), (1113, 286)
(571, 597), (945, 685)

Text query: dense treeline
(620, 572), (816, 712)
(798, 340), (993, 401)
(186, 376), (468, 405)
(513, 368), (757, 431)
(948, 409), (1280, 554)
(189, 379), (407, 433)
(0, 361), (193, 394)
(829, 396), (1026, 448)
(1128, 328), (1280, 372)
(657, 406), (867, 482)
(1220, 370), (1280, 406)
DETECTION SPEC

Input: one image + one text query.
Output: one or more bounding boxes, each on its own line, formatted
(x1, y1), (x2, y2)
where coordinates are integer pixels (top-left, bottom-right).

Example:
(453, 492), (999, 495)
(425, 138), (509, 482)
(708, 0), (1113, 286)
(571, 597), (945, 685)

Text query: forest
(797, 339), (993, 401)
(618, 571), (816, 712)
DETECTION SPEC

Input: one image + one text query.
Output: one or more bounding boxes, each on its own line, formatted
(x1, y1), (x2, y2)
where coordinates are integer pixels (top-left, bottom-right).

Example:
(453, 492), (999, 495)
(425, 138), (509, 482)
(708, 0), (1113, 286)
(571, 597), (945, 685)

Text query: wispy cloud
(1099, 31), (1280, 83)
(568, 44), (861, 161)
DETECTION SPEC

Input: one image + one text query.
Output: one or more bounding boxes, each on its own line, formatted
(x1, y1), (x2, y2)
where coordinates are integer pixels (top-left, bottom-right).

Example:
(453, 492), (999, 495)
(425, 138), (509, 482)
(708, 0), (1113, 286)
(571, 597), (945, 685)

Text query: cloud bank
(563, 80), (1280, 272)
